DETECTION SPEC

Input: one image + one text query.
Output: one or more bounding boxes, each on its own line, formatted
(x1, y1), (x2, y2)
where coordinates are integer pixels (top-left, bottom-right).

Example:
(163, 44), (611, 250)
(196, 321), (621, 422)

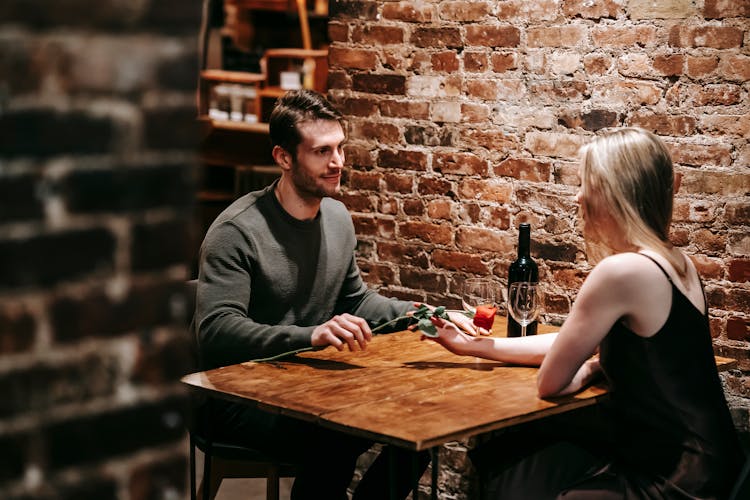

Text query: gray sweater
(195, 181), (413, 369)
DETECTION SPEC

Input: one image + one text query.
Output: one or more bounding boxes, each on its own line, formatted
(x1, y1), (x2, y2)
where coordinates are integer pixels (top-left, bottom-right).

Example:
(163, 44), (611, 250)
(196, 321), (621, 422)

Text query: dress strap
(637, 252), (673, 284)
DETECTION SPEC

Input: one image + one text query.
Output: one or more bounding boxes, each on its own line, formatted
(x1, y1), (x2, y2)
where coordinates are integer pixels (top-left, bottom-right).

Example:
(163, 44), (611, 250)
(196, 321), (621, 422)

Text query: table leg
(388, 446), (397, 500)
(430, 447), (439, 500)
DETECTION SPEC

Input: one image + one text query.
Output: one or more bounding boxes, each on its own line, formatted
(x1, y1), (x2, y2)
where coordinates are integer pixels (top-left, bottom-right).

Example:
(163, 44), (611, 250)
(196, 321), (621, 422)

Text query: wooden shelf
(201, 69), (265, 84)
(199, 117), (270, 134)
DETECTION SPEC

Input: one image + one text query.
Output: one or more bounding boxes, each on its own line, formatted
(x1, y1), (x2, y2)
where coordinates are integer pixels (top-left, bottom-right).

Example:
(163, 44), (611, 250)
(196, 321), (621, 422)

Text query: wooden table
(181, 317), (736, 498)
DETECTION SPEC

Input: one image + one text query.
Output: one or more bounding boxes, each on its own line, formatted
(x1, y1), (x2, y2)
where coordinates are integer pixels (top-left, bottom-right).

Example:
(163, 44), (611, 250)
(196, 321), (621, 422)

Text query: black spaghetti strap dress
(560, 255), (744, 498)
(474, 254), (744, 499)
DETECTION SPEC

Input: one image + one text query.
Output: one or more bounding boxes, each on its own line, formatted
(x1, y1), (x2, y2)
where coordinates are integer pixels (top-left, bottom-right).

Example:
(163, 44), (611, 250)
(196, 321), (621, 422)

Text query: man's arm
(335, 252), (415, 333)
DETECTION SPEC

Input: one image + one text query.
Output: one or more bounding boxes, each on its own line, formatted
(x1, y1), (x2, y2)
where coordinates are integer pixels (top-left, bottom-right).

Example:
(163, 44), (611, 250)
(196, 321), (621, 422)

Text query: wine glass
(461, 277), (497, 335)
(507, 282), (541, 337)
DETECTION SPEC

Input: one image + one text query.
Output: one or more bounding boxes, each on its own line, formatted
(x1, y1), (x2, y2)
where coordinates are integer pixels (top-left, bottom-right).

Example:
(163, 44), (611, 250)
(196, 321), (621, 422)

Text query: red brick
(359, 261), (397, 286)
(461, 103), (491, 123)
(701, 114), (750, 138)
(465, 25), (521, 47)
(583, 54), (613, 75)
(464, 51), (489, 72)
(333, 96), (378, 117)
(383, 173), (415, 193)
(704, 0), (750, 18)
(339, 192), (376, 213)
(399, 221), (453, 245)
(352, 74), (406, 95)
(691, 228), (727, 254)
(525, 132), (585, 159)
(378, 195), (398, 216)
(669, 25), (744, 49)
(456, 227), (513, 253)
(405, 124), (456, 146)
(400, 267), (447, 291)
(0, 301), (35, 354)
(675, 144), (733, 170)
(690, 254), (725, 280)
(327, 68), (352, 89)
(718, 55), (750, 83)
(515, 186), (578, 215)
(434, 152), (488, 176)
(411, 27), (463, 48)
(328, 47), (377, 70)
(495, 158), (552, 182)
(418, 176), (454, 196)
(379, 99), (430, 119)
(427, 199), (453, 220)
(491, 52), (518, 72)
(432, 249), (489, 274)
(458, 178), (513, 203)
(668, 83), (742, 107)
(562, 0), (623, 19)
(594, 81), (662, 106)
(382, 2), (434, 22)
(592, 26), (657, 47)
(439, 1), (492, 21)
(460, 128), (517, 152)
(559, 109), (621, 132)
(686, 56), (719, 78)
(727, 317), (750, 342)
(627, 112), (696, 136)
(725, 201), (750, 225)
(553, 161), (580, 187)
(431, 51), (460, 72)
(527, 26), (587, 47)
(378, 242), (430, 268)
(653, 54), (685, 76)
(378, 149), (428, 171)
(402, 199), (424, 216)
(347, 170), (382, 190)
(330, 1), (379, 20)
(350, 120), (400, 144)
(353, 215), (396, 239)
(351, 25), (405, 45)
(529, 80), (588, 103)
(344, 144), (375, 168)
(486, 206), (512, 230)
(729, 260), (750, 282)
(328, 22), (349, 42)
(465, 79), (500, 100)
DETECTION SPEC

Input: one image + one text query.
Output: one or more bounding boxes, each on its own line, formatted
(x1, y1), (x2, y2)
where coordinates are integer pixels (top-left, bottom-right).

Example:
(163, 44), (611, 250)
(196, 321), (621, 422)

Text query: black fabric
(473, 254), (744, 499)
(205, 399), (428, 499)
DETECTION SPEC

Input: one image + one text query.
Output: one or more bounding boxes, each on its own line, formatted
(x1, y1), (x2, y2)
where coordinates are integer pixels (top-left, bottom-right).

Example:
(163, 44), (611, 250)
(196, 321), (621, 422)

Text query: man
(194, 89), (429, 499)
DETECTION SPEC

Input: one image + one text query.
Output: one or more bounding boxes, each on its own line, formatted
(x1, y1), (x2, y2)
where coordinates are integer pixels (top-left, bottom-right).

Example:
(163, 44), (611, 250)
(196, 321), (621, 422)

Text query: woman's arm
(537, 253), (657, 397)
(426, 316), (559, 366)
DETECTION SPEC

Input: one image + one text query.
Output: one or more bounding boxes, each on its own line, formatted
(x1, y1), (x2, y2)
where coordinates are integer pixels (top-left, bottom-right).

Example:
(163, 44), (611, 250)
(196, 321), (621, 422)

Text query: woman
(427, 128), (744, 499)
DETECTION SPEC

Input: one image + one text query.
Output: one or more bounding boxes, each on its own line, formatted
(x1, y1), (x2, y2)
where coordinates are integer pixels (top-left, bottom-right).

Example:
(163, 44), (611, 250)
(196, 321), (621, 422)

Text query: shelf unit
(192, 0), (329, 275)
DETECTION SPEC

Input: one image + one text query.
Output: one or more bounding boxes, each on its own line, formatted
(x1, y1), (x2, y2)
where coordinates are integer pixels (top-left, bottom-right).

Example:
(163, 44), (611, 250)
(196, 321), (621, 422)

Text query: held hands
(311, 313), (373, 352)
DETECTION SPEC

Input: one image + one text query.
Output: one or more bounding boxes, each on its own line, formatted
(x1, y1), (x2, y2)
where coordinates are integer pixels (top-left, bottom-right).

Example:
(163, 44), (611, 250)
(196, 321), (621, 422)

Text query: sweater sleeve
(195, 221), (313, 368)
(335, 251), (416, 333)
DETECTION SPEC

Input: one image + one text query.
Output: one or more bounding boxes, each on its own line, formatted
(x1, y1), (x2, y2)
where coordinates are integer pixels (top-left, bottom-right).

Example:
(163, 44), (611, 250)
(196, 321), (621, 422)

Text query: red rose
(473, 305), (497, 330)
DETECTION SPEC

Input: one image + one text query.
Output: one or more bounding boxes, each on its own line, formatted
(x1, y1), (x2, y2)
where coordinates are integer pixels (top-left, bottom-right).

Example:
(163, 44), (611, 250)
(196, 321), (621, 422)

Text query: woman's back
(598, 254), (743, 498)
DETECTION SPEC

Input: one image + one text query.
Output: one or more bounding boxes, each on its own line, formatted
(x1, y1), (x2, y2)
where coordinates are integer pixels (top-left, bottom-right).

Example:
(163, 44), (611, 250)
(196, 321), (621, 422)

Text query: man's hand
(311, 314), (372, 351)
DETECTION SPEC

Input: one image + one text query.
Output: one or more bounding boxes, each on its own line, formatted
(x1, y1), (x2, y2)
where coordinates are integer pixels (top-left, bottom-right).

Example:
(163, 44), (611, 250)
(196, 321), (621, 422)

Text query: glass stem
(521, 324), (527, 337)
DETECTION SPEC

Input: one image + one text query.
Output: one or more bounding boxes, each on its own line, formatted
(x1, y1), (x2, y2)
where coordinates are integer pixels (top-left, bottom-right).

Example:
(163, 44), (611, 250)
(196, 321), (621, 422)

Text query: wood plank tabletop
(182, 317), (737, 451)
(183, 318), (601, 450)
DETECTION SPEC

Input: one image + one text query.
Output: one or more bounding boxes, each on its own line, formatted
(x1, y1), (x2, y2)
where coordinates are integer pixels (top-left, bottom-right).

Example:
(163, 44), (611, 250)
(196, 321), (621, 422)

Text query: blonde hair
(579, 127), (685, 277)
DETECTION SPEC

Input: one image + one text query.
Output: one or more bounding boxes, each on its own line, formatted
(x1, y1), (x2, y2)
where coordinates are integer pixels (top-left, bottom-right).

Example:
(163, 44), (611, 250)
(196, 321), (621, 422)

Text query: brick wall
(329, 1), (749, 497)
(0, 1), (201, 499)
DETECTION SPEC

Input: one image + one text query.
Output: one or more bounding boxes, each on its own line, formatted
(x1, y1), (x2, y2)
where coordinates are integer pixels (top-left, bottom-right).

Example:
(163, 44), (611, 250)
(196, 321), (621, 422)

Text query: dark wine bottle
(507, 223), (539, 337)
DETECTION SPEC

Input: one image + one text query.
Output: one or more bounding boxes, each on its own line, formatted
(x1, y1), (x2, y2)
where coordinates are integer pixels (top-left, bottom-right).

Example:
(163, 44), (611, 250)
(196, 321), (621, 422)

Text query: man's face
(289, 119), (346, 200)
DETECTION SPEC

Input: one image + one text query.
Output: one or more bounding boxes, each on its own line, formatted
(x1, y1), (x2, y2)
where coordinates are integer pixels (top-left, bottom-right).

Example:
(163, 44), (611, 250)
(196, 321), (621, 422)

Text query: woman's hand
(421, 315), (477, 356)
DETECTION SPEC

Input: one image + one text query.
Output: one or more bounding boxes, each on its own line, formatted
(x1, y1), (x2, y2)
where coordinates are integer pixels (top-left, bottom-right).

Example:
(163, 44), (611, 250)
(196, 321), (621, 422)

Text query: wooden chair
(186, 280), (298, 500)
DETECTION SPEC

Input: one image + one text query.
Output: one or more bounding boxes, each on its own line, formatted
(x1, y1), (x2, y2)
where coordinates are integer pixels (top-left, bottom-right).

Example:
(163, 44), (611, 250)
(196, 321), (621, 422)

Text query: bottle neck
(518, 225), (530, 258)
